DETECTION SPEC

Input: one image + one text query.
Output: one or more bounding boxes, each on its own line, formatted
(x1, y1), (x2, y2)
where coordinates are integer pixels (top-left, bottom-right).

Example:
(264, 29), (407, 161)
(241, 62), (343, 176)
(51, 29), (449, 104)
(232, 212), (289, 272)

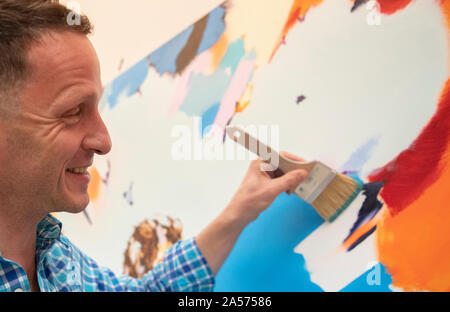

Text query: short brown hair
(0, 0), (93, 116)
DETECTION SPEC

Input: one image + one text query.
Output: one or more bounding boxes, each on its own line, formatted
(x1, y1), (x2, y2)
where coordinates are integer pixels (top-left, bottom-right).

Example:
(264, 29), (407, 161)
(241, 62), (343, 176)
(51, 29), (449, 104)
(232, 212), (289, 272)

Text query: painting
(57, 0), (450, 291)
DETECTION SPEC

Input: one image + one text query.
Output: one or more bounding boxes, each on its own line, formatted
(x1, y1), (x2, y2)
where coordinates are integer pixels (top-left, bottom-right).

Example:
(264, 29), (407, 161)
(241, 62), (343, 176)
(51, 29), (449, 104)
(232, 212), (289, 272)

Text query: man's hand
(196, 151), (308, 275)
(224, 152), (308, 224)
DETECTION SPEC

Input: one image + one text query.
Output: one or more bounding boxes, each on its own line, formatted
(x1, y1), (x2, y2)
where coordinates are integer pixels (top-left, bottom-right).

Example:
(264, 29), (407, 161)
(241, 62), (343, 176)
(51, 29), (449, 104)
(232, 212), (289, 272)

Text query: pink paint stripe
(214, 58), (255, 134)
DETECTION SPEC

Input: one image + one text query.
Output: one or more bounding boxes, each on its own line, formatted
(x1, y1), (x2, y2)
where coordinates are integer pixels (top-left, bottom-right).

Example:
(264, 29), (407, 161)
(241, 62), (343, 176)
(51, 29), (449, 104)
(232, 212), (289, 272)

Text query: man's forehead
(27, 31), (100, 83)
(22, 31), (102, 106)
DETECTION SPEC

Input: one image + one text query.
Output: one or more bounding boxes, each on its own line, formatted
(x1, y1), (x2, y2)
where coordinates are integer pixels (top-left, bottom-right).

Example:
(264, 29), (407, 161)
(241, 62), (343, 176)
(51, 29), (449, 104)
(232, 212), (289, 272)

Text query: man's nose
(82, 111), (112, 155)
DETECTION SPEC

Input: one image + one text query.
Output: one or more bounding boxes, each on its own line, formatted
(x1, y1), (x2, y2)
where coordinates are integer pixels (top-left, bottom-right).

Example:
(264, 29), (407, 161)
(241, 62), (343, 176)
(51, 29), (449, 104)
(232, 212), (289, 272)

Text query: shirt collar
(36, 214), (63, 241)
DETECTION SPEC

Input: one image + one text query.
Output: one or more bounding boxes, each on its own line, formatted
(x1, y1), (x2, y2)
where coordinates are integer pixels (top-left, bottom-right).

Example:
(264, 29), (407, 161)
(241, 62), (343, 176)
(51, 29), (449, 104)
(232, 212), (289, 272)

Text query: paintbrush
(226, 126), (363, 222)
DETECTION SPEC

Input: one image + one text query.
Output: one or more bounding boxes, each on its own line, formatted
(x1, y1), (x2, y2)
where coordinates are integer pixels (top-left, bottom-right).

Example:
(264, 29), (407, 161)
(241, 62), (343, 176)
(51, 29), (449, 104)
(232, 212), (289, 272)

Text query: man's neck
(0, 204), (45, 292)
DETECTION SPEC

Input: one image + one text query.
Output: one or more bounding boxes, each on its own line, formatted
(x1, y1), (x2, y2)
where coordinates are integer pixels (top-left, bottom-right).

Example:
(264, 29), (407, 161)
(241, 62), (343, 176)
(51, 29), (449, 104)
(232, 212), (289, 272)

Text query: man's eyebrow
(53, 87), (99, 112)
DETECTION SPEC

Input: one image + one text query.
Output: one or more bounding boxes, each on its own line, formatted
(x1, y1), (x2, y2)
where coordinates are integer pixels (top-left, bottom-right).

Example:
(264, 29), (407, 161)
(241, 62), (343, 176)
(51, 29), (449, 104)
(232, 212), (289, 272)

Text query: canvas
(57, 0), (450, 291)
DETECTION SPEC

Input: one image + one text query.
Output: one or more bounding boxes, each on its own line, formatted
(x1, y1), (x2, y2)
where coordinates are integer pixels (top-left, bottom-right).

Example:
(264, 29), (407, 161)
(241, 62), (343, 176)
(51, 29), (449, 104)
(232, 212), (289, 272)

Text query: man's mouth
(66, 167), (89, 174)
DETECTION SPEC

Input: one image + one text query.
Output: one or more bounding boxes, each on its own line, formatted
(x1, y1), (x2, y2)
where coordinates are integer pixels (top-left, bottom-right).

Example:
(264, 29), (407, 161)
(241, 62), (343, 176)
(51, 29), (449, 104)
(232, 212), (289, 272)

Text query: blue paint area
(218, 39), (246, 74)
(340, 137), (379, 172)
(349, 173), (364, 184)
(148, 25), (194, 75)
(197, 6), (226, 55)
(179, 39), (247, 117)
(98, 84), (112, 112)
(200, 103), (221, 138)
(340, 262), (393, 292)
(107, 58), (149, 109)
(179, 70), (231, 116)
(214, 193), (324, 291)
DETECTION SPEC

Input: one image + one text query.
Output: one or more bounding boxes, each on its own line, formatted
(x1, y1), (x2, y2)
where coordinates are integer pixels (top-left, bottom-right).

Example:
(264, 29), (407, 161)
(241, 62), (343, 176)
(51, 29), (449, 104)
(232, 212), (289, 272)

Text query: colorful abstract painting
(57, 0), (450, 291)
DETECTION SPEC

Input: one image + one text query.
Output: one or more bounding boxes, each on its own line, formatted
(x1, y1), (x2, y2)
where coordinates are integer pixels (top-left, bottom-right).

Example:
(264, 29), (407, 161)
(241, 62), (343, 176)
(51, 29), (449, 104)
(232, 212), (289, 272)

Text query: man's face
(0, 31), (111, 217)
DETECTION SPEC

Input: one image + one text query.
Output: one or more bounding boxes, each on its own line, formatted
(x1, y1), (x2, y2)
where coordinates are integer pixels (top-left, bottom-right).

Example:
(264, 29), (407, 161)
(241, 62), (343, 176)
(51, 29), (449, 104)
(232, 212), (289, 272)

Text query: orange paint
(270, 0), (323, 62)
(373, 72), (450, 291)
(377, 147), (450, 291)
(87, 166), (102, 201)
(209, 33), (228, 71)
(235, 83), (253, 113)
(441, 0), (450, 30)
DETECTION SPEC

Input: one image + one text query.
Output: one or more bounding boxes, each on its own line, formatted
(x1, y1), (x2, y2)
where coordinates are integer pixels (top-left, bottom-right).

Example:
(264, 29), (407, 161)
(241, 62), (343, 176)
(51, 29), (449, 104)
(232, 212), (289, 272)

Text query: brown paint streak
(175, 14), (209, 74)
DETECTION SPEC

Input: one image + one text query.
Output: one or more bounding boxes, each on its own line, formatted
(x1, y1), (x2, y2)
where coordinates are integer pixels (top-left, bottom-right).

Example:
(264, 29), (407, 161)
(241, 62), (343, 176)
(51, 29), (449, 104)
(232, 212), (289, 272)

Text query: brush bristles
(311, 173), (362, 222)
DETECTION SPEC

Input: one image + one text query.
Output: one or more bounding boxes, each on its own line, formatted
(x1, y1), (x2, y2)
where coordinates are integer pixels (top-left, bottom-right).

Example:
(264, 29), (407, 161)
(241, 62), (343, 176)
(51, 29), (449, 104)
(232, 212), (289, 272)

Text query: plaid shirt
(0, 215), (215, 292)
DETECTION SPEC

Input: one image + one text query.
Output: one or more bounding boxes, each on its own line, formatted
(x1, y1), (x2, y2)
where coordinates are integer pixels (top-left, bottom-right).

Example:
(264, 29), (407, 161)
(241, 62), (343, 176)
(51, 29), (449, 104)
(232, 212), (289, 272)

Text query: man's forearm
(195, 157), (307, 276)
(195, 205), (250, 276)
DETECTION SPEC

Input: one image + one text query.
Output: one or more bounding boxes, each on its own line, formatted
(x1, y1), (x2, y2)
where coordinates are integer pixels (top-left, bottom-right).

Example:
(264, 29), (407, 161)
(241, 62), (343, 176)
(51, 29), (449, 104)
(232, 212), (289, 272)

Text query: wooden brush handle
(225, 126), (316, 173)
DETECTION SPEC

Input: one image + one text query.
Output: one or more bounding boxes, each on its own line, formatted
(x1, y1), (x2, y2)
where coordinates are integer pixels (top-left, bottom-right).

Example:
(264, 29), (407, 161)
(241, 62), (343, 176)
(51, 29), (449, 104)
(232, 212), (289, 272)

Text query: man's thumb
(271, 169), (308, 194)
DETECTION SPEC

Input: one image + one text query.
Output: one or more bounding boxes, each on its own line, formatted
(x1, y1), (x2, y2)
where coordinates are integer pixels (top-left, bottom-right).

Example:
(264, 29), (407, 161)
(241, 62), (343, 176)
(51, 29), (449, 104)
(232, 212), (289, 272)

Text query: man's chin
(53, 194), (90, 214)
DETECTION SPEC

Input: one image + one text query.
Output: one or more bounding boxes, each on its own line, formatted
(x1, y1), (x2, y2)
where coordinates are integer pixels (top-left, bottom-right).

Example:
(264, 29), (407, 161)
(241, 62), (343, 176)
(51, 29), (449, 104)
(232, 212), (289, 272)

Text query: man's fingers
(270, 169), (308, 194)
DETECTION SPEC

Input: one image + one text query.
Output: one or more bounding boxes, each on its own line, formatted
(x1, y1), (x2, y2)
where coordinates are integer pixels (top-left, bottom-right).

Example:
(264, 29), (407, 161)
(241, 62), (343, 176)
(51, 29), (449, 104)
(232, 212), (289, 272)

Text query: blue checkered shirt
(0, 215), (215, 292)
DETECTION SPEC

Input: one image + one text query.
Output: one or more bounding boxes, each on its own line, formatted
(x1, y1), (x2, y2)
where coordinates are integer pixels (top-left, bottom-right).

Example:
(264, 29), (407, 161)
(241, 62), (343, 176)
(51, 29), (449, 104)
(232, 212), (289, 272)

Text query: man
(0, 0), (307, 292)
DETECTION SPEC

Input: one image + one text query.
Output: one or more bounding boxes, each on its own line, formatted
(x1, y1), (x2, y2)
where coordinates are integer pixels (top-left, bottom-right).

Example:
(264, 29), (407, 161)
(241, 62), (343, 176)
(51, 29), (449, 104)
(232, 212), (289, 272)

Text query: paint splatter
(224, 0), (294, 67)
(118, 58), (125, 72)
(350, 0), (369, 12)
(296, 95), (306, 104)
(107, 57), (149, 109)
(102, 159), (111, 185)
(270, 0), (324, 62)
(123, 217), (182, 278)
(209, 33), (228, 71)
(87, 166), (102, 202)
(340, 137), (379, 173)
(123, 181), (134, 206)
(213, 54), (255, 135)
(341, 182), (384, 251)
(175, 14), (209, 74)
(235, 83), (253, 113)
(177, 39), (247, 118)
(201, 103), (221, 137)
(149, 6), (225, 76)
(168, 51), (211, 116)
(149, 26), (194, 76)
(196, 6), (227, 55)
(83, 211), (92, 225)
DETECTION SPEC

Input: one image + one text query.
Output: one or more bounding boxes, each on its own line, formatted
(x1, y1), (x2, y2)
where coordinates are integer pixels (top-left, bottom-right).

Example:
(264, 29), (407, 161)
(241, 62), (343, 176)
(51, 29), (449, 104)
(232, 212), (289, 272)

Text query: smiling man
(0, 0), (307, 292)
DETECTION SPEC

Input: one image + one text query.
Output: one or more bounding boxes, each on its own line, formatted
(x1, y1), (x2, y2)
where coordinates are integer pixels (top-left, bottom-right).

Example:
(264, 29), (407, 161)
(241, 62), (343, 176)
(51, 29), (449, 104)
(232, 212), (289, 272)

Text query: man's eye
(64, 107), (81, 117)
